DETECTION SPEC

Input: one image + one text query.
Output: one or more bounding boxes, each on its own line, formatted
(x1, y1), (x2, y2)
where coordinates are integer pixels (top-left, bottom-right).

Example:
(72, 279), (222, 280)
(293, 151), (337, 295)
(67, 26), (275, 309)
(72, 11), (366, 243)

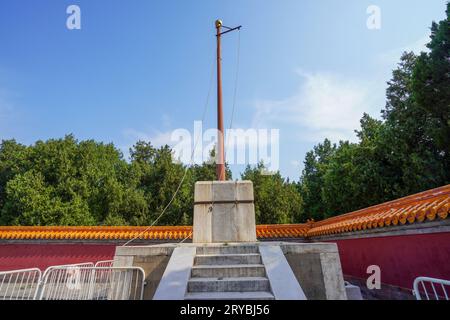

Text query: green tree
(190, 148), (232, 182)
(412, 3), (450, 175)
(298, 139), (336, 220)
(242, 163), (303, 224)
(321, 116), (390, 217)
(0, 140), (30, 213)
(382, 52), (447, 196)
(0, 135), (148, 226)
(130, 142), (193, 226)
(1, 170), (94, 226)
(299, 17), (449, 219)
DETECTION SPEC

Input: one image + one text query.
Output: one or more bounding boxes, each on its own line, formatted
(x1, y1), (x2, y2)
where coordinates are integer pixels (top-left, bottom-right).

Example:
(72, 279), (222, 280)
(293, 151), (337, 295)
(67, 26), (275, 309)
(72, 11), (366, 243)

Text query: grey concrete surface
(282, 242), (347, 300)
(191, 264), (266, 278)
(320, 252), (347, 300)
(345, 282), (363, 300)
(188, 277), (271, 292)
(195, 253), (262, 265)
(259, 245), (307, 300)
(114, 244), (174, 299)
(196, 244), (259, 254)
(153, 246), (196, 300)
(115, 242), (348, 300)
(284, 252), (326, 299)
(193, 181), (257, 243)
(185, 291), (275, 300)
(185, 244), (275, 300)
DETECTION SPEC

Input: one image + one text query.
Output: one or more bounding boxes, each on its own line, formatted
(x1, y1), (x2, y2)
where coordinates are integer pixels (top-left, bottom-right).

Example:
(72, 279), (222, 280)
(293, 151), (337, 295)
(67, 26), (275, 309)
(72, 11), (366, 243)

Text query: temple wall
(0, 231), (449, 300)
(0, 224), (308, 271)
(308, 223), (450, 299)
(329, 232), (450, 288)
(0, 243), (116, 271)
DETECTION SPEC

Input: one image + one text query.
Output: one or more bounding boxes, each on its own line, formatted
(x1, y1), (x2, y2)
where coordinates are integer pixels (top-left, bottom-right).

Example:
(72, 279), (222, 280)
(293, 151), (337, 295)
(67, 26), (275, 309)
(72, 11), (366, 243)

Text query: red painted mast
(214, 20), (241, 181)
(215, 19), (226, 181)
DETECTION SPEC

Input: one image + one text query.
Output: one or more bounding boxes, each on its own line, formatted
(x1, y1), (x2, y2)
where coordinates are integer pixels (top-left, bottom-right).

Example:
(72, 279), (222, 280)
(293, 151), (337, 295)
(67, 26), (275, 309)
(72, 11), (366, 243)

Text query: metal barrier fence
(0, 263), (145, 300)
(38, 266), (145, 300)
(413, 276), (450, 300)
(42, 262), (95, 278)
(94, 260), (115, 268)
(0, 268), (42, 300)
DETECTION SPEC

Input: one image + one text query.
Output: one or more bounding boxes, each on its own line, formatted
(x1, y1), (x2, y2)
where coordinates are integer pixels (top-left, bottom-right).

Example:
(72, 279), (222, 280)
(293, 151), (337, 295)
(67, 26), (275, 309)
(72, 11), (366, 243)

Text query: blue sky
(0, 0), (447, 180)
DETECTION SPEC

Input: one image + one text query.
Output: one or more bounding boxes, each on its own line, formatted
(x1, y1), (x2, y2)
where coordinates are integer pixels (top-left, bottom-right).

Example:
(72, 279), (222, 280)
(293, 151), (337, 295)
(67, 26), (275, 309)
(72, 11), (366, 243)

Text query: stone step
(191, 264), (266, 278)
(196, 245), (259, 255)
(194, 254), (262, 266)
(185, 291), (275, 300)
(187, 277), (271, 293)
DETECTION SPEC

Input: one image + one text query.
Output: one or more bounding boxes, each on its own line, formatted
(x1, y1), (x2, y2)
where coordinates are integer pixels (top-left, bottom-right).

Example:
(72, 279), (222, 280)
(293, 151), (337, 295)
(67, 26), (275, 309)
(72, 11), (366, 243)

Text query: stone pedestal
(114, 242), (348, 300)
(193, 181), (257, 243)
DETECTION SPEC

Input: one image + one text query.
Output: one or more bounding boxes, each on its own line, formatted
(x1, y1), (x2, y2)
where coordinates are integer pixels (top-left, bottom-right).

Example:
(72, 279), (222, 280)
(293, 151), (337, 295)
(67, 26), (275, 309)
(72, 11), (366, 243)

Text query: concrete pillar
(193, 181), (257, 243)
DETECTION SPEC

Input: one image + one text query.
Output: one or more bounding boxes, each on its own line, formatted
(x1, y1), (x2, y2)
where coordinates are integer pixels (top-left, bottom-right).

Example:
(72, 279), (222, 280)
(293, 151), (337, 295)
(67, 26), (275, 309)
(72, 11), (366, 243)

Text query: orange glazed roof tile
(0, 185), (448, 241)
(306, 185), (450, 237)
(0, 225), (309, 241)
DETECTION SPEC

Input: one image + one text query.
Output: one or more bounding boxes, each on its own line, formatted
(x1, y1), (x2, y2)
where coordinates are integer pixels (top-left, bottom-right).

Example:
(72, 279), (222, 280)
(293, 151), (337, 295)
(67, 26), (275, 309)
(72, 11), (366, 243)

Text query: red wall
(1, 233), (449, 291)
(0, 244), (116, 271)
(327, 232), (450, 290)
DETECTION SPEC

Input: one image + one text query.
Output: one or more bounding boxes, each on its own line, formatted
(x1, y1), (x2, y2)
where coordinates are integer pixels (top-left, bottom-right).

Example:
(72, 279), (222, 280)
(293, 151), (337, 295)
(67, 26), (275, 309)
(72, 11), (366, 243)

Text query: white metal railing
(0, 261), (145, 300)
(38, 266), (145, 300)
(42, 262), (95, 279)
(413, 277), (450, 300)
(0, 268), (42, 300)
(94, 260), (115, 268)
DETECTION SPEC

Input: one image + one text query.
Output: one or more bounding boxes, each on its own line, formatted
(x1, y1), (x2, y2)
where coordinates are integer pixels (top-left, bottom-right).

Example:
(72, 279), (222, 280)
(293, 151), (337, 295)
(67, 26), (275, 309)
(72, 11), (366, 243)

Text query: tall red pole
(215, 19), (226, 181)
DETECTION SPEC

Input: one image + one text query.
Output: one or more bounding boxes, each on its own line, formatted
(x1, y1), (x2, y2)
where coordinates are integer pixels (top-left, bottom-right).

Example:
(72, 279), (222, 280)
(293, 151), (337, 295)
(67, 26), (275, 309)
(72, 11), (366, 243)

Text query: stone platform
(193, 181), (257, 243)
(114, 242), (348, 300)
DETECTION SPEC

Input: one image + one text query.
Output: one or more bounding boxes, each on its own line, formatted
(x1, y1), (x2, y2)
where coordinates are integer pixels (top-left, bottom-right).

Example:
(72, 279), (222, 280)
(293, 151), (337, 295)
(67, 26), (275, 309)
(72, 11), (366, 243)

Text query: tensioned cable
(122, 56), (216, 247)
(180, 30), (241, 245)
(224, 28), (241, 159)
(178, 231), (193, 244)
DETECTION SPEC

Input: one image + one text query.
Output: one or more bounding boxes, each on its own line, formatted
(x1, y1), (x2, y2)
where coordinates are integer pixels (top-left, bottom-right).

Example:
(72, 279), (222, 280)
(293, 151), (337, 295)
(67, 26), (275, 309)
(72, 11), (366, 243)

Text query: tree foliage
(242, 163), (303, 224)
(412, 3), (450, 172)
(299, 5), (450, 219)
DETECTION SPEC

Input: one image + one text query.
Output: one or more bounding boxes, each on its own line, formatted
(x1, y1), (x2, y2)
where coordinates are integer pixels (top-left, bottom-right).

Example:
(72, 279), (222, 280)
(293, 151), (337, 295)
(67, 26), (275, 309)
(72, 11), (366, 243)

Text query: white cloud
(252, 71), (375, 143)
(378, 34), (429, 66)
(122, 128), (174, 147)
(290, 160), (301, 168)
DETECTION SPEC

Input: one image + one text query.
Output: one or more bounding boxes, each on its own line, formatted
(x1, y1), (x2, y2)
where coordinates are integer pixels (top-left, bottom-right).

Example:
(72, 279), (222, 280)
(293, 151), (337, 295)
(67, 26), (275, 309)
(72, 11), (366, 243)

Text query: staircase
(185, 245), (275, 300)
